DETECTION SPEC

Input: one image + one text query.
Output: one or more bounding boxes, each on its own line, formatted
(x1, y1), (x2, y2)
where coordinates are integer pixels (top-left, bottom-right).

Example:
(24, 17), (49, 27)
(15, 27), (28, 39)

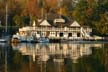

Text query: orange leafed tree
(45, 0), (58, 7)
(22, 0), (38, 16)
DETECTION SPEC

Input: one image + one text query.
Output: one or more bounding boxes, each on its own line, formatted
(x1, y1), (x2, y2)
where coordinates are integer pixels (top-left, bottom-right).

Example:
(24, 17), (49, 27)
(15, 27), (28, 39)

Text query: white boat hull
(0, 39), (7, 42)
(38, 38), (49, 43)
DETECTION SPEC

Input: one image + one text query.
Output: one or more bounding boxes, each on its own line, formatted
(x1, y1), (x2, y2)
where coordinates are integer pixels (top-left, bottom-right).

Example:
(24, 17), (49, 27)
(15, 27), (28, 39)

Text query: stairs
(81, 27), (92, 39)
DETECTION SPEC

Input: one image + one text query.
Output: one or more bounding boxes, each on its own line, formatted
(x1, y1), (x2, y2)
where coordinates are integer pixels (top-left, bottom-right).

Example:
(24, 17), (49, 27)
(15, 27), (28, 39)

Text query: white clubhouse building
(12, 18), (98, 42)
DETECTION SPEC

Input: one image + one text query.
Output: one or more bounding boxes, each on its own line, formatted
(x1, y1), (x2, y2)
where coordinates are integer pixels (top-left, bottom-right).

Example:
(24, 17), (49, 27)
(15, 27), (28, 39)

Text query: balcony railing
(34, 27), (80, 32)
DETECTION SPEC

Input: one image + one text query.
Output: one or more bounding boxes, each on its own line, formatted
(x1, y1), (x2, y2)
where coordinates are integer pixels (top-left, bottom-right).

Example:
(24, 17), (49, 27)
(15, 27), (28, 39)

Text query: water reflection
(12, 43), (102, 63)
(0, 43), (9, 72)
(0, 43), (106, 72)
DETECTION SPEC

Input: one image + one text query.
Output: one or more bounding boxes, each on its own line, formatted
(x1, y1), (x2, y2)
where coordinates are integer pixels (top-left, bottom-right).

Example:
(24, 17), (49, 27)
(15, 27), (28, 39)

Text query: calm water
(0, 42), (108, 72)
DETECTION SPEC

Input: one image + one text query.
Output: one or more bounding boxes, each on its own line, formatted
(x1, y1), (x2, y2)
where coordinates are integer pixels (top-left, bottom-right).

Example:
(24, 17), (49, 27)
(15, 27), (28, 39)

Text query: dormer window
(54, 18), (65, 24)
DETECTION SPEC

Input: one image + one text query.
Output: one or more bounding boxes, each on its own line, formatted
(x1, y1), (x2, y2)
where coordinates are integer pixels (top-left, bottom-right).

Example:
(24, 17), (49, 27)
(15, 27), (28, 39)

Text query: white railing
(35, 27), (80, 32)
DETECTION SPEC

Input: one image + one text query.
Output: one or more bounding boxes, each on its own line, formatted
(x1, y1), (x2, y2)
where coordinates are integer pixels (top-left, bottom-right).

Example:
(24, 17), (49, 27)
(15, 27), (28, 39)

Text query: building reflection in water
(0, 43), (9, 72)
(0, 42), (104, 72)
(12, 43), (102, 63)
(11, 43), (104, 72)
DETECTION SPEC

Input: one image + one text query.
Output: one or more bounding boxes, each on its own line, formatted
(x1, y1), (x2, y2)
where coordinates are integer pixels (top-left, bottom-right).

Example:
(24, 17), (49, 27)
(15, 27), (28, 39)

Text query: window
(60, 33), (63, 37)
(37, 31), (40, 34)
(68, 33), (72, 37)
(77, 33), (80, 37)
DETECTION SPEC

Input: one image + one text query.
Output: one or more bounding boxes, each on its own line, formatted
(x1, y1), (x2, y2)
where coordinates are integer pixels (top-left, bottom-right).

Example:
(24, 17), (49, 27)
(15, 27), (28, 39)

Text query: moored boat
(0, 39), (7, 42)
(37, 37), (49, 43)
(0, 36), (10, 43)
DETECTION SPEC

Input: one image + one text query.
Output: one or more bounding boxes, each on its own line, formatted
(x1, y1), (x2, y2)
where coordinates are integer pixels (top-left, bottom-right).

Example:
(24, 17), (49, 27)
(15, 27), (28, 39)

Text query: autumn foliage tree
(22, 0), (38, 16)
(0, 0), (108, 35)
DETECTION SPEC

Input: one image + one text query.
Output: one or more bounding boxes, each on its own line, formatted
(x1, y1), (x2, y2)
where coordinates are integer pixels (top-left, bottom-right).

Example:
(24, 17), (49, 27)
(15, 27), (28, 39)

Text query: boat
(37, 37), (49, 43)
(0, 35), (10, 43)
(0, 39), (7, 42)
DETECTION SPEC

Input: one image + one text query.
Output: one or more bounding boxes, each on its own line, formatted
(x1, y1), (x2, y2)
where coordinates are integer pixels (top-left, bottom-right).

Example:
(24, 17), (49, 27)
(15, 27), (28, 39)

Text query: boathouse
(33, 18), (92, 40)
(12, 16), (92, 42)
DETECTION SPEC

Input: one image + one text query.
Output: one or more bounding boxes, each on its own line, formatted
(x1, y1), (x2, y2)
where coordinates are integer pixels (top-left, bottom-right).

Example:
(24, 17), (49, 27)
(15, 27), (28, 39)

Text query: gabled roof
(70, 21), (80, 27)
(39, 20), (51, 26)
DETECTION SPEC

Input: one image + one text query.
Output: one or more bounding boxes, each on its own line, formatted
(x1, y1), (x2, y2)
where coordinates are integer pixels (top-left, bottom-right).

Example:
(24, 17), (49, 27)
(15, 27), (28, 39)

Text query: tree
(72, 0), (89, 25)
(22, 0), (38, 16)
